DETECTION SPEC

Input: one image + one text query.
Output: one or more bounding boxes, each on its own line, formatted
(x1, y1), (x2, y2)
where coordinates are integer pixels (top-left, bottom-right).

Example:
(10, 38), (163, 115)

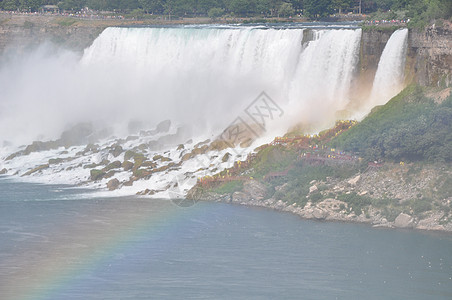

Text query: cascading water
(0, 26), (363, 146)
(79, 26), (363, 138)
(288, 29), (362, 124)
(367, 28), (409, 108)
(0, 25), (406, 196)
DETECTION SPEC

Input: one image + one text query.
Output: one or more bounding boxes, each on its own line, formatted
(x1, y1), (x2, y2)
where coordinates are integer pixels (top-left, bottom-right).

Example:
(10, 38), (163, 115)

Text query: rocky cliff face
(359, 23), (452, 88)
(409, 23), (452, 87)
(1, 16), (450, 88)
(0, 24), (104, 53)
(0, 15), (107, 54)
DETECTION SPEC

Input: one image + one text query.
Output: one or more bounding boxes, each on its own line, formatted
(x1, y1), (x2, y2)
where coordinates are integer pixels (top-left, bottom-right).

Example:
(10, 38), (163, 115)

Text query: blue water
(1, 176), (451, 299)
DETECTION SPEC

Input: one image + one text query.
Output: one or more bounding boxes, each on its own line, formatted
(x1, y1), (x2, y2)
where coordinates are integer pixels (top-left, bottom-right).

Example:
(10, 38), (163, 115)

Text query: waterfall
(288, 29), (362, 124)
(0, 26), (364, 146)
(80, 26), (362, 136)
(368, 28), (409, 108)
(0, 25), (410, 195)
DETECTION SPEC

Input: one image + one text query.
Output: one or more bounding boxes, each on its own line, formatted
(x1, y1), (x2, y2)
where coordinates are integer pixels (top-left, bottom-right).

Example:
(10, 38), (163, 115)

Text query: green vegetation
(361, 25), (401, 32)
(213, 180), (243, 194)
(1, 0), (450, 24)
(54, 18), (77, 26)
(249, 145), (297, 179)
(337, 192), (372, 215)
(330, 85), (452, 163)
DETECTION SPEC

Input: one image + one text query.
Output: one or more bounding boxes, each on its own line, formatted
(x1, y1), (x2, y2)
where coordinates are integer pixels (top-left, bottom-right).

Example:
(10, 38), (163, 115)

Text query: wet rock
(24, 140), (59, 155)
(22, 164), (49, 176)
(153, 155), (171, 162)
(104, 161), (121, 171)
(124, 150), (137, 161)
(84, 143), (99, 153)
(6, 152), (22, 161)
(104, 171), (116, 179)
(135, 144), (148, 152)
(48, 158), (64, 165)
(109, 145), (123, 157)
(222, 152), (231, 162)
(0, 168), (7, 174)
(122, 160), (134, 171)
(136, 189), (150, 195)
(181, 145), (209, 162)
(84, 163), (98, 169)
(133, 168), (152, 179)
(136, 189), (160, 196)
(177, 144), (185, 150)
(209, 140), (229, 151)
(90, 169), (106, 181)
(194, 139), (211, 148)
(141, 161), (157, 168)
(107, 178), (120, 191)
(132, 155), (146, 170)
(239, 138), (253, 148)
(123, 179), (134, 186)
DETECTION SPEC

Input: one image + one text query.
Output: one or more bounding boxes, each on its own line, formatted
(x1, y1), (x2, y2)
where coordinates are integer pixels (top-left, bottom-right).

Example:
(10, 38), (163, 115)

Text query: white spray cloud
(0, 26), (406, 148)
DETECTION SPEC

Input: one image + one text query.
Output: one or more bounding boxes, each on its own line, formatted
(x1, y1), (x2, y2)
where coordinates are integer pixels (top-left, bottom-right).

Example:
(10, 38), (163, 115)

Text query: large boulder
(309, 185), (318, 194)
(104, 161), (121, 171)
(90, 169), (106, 181)
(109, 145), (123, 158)
(24, 141), (59, 155)
(394, 213), (415, 228)
(348, 175), (361, 186)
(122, 160), (134, 171)
(107, 178), (120, 191)
(22, 164), (49, 176)
(242, 180), (267, 200)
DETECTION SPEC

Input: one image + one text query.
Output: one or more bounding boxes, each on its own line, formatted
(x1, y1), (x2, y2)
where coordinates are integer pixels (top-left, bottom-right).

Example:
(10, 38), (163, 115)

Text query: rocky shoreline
(187, 177), (452, 233)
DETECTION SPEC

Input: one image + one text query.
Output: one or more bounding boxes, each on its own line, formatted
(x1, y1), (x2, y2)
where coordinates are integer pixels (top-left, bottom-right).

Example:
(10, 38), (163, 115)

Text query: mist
(0, 26), (407, 148)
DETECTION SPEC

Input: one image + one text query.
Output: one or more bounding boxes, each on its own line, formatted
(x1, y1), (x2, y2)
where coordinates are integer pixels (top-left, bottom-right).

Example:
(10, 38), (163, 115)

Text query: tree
(331, 0), (351, 14)
(58, 0), (86, 11)
(278, 2), (294, 17)
(228, 0), (257, 16)
(197, 0), (220, 15)
(303, 0), (333, 19)
(208, 7), (225, 19)
(138, 0), (163, 14)
(2, 0), (19, 10)
(256, 0), (283, 16)
(19, 0), (42, 11)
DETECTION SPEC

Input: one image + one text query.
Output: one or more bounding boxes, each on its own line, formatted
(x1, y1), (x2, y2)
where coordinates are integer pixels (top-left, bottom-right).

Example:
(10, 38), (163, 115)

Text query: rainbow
(1, 199), (206, 300)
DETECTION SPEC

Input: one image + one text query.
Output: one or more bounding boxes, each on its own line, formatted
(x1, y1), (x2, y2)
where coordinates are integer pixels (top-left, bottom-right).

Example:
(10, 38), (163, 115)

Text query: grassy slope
(200, 85), (452, 224)
(330, 85), (452, 162)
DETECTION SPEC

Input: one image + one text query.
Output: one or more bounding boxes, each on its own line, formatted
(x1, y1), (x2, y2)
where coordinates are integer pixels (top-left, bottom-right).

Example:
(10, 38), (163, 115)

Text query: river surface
(1, 176), (451, 299)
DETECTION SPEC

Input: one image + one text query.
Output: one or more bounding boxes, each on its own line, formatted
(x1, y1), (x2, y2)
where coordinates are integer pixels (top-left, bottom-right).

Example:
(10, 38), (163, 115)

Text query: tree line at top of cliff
(0, 0), (451, 24)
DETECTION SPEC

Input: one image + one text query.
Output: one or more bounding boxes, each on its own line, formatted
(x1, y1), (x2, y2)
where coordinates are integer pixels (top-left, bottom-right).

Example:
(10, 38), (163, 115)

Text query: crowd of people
(0, 8), (125, 20)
